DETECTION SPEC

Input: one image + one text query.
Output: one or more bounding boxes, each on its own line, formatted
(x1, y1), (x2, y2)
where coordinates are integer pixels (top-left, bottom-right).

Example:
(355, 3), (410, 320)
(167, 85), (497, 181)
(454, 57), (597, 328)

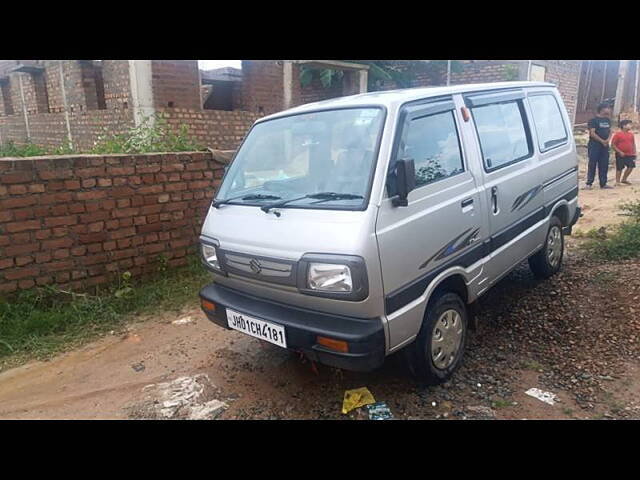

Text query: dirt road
(1, 150), (639, 420)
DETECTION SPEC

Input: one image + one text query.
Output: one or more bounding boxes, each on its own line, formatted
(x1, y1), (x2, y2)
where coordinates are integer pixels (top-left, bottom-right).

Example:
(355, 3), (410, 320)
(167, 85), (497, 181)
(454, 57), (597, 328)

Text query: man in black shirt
(586, 102), (613, 189)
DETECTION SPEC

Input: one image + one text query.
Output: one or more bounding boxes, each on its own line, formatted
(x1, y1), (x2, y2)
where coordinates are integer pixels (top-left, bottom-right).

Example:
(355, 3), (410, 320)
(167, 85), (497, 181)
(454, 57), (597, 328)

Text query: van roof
(259, 81), (556, 122)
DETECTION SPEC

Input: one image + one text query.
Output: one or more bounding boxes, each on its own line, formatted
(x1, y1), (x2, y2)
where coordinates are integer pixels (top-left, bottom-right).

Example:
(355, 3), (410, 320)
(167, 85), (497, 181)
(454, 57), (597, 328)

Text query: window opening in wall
(168, 101), (175, 108)
(80, 60), (106, 110)
(0, 80), (14, 115)
(203, 81), (234, 111)
(30, 71), (50, 113)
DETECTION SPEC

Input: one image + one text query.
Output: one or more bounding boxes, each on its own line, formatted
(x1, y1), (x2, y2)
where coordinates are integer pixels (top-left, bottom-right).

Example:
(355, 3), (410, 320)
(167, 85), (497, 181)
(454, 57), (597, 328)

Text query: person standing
(611, 119), (636, 185)
(586, 103), (613, 189)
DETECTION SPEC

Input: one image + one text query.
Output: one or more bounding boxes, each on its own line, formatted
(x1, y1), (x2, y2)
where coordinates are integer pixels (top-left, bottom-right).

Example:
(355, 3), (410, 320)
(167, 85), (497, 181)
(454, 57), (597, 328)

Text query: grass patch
(520, 359), (544, 372)
(491, 398), (513, 409)
(583, 201), (640, 260)
(0, 255), (211, 370)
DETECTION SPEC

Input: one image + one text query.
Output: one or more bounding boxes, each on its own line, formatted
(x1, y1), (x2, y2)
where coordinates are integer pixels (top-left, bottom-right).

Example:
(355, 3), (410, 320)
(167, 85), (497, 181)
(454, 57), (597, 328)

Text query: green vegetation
(583, 201), (640, 260)
(0, 255), (211, 369)
(300, 60), (464, 91)
(502, 64), (520, 81)
(0, 141), (48, 158)
(491, 398), (513, 409)
(90, 115), (202, 154)
(0, 115), (203, 158)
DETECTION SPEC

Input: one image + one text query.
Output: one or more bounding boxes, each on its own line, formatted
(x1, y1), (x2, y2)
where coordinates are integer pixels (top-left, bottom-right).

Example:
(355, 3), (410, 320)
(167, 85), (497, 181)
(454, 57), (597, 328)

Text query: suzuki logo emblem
(249, 258), (262, 274)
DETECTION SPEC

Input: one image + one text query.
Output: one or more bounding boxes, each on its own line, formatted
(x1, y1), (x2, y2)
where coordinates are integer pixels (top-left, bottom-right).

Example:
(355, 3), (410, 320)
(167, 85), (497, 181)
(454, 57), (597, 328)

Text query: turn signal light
(461, 106), (470, 122)
(317, 336), (349, 353)
(201, 299), (216, 312)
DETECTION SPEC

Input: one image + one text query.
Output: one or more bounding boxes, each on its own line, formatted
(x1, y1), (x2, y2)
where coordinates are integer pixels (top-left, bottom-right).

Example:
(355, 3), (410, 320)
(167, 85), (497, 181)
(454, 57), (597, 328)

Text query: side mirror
(392, 158), (416, 207)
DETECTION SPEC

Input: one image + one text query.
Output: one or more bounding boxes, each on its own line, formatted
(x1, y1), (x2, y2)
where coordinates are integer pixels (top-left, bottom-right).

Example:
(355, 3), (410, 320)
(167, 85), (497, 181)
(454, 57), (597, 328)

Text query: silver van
(199, 81), (580, 384)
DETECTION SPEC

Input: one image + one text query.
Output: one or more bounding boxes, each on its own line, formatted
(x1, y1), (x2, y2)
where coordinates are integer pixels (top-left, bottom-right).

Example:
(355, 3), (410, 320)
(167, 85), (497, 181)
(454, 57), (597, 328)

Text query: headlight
(201, 243), (221, 270)
(307, 263), (353, 292)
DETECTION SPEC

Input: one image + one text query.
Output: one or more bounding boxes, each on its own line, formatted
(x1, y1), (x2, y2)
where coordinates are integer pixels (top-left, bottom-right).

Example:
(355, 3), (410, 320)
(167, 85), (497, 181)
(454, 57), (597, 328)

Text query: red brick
(107, 166), (135, 175)
(8, 185), (28, 195)
(109, 227), (136, 239)
(13, 208), (36, 221)
(53, 249), (70, 259)
(47, 260), (74, 272)
(76, 190), (106, 201)
(0, 281), (18, 293)
(4, 243), (39, 256)
(1, 172), (34, 184)
(83, 253), (108, 266)
(116, 199), (131, 208)
(15, 256), (34, 266)
(0, 211), (13, 222)
(18, 279), (36, 289)
(143, 243), (165, 255)
(78, 232), (108, 243)
(1, 196), (37, 209)
(38, 169), (73, 180)
(64, 180), (82, 190)
(35, 252), (52, 263)
(76, 167), (106, 178)
(5, 220), (41, 233)
(30, 184), (47, 194)
(4, 267), (39, 280)
(81, 178), (97, 188)
(102, 241), (117, 251)
(71, 246), (87, 256)
(69, 202), (86, 214)
(34, 229), (52, 240)
(0, 258), (14, 269)
(42, 237), (73, 249)
(87, 243), (103, 253)
(45, 216), (77, 227)
(97, 178), (113, 187)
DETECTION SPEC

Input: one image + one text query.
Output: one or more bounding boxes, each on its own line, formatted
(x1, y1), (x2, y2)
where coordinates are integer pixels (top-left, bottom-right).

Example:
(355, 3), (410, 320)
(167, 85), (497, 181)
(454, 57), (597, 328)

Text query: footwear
(622, 180), (632, 185)
(583, 184), (593, 190)
(600, 185), (614, 189)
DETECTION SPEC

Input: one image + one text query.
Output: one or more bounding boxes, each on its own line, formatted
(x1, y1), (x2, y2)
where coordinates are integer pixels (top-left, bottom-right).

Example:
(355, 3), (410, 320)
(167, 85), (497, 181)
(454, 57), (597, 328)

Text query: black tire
(528, 216), (564, 279)
(406, 291), (468, 386)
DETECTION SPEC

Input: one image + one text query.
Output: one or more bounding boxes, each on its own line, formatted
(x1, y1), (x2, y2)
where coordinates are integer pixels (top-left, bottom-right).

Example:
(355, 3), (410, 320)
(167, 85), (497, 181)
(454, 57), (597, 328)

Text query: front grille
(219, 250), (298, 286)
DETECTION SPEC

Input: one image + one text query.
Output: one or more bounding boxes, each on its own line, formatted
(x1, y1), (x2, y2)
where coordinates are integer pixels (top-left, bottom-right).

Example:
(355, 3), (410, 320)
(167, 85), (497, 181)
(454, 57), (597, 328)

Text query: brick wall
(157, 108), (262, 150)
(241, 60), (284, 114)
(152, 60), (202, 110)
(0, 151), (226, 294)
(544, 60), (581, 125)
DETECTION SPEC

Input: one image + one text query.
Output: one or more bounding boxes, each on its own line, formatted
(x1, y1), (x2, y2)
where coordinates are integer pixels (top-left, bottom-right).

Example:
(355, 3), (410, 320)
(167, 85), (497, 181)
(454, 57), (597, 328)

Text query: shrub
(91, 116), (202, 154)
(584, 201), (640, 260)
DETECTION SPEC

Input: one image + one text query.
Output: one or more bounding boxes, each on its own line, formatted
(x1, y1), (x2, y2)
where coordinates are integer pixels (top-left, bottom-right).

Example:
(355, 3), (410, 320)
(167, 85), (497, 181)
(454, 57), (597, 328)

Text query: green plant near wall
(91, 115), (203, 154)
(503, 64), (520, 81)
(0, 141), (48, 158)
(299, 60), (464, 92)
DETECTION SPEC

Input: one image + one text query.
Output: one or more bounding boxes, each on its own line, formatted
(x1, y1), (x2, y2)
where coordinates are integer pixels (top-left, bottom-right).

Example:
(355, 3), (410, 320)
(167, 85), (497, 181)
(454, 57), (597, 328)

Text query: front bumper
(199, 282), (386, 372)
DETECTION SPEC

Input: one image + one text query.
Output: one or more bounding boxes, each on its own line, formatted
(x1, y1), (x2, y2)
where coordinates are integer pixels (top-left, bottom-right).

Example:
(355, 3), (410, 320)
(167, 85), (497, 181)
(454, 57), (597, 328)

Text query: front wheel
(407, 291), (468, 385)
(529, 216), (564, 279)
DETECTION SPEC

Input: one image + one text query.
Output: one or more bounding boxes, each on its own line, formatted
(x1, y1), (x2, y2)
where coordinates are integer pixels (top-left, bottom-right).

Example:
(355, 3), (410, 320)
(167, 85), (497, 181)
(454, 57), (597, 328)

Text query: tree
(299, 60), (464, 91)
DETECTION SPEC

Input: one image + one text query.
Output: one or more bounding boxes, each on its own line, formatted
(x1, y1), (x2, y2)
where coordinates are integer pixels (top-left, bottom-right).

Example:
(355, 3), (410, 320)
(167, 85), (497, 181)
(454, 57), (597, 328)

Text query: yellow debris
(342, 387), (376, 414)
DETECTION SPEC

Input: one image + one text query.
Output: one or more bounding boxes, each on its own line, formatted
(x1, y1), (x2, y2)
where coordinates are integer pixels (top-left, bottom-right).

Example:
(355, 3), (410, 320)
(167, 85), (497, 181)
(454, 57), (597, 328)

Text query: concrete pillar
(128, 60), (155, 126)
(614, 60), (629, 117)
(58, 61), (73, 149)
(358, 69), (368, 93)
(283, 61), (293, 110)
(17, 74), (30, 141)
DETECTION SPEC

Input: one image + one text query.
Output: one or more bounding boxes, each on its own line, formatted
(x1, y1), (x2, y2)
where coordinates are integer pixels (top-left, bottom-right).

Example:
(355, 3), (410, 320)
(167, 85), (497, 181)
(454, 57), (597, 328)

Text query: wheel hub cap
(431, 309), (463, 370)
(547, 226), (562, 268)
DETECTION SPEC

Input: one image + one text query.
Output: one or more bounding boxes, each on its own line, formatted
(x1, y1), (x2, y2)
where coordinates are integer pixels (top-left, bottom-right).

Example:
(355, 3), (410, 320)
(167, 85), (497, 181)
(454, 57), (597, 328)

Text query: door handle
(461, 198), (474, 208)
(491, 186), (498, 214)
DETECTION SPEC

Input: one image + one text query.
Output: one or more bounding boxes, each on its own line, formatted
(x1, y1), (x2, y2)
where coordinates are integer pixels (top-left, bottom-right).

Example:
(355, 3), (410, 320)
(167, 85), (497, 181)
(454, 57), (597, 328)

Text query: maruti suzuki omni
(199, 81), (580, 384)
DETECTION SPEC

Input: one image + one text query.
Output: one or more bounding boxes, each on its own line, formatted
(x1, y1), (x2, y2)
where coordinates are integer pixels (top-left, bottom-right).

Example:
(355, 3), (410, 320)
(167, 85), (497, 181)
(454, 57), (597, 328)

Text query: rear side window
(528, 94), (568, 151)
(398, 111), (464, 187)
(472, 101), (532, 171)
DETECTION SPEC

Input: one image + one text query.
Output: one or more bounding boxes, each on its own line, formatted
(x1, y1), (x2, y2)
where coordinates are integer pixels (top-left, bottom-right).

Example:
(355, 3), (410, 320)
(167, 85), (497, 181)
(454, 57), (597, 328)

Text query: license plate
(226, 309), (287, 348)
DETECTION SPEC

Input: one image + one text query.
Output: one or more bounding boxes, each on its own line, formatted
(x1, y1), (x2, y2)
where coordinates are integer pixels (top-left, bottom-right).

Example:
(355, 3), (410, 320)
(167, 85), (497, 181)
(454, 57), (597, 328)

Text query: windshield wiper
(212, 193), (281, 209)
(260, 192), (364, 215)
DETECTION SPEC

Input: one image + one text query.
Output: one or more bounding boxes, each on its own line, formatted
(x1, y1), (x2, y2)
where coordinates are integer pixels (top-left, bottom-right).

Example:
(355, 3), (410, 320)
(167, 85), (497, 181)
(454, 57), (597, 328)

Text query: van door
(376, 98), (486, 350)
(465, 90), (545, 285)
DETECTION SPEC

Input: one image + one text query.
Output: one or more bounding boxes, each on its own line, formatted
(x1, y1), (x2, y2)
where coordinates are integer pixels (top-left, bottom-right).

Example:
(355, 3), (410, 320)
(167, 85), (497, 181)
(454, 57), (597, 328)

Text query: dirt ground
(1, 146), (639, 420)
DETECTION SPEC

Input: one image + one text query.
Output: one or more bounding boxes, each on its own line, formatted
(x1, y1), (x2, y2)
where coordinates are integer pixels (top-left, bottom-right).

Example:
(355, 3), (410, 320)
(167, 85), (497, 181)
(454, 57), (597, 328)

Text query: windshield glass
(216, 107), (385, 209)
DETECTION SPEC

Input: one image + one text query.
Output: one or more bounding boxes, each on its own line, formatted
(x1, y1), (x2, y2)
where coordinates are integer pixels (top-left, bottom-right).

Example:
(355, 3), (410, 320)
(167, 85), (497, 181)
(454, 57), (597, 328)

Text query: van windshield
(215, 107), (385, 210)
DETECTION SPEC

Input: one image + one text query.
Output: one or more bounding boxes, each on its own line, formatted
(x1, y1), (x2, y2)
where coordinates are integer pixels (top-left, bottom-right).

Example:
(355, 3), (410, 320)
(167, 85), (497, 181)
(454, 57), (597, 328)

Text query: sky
(198, 60), (241, 70)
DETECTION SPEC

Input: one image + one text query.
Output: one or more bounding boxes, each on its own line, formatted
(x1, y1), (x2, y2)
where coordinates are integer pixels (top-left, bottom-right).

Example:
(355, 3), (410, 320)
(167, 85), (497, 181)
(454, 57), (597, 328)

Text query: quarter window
(398, 111), (464, 187)
(472, 101), (532, 171)
(528, 94), (568, 151)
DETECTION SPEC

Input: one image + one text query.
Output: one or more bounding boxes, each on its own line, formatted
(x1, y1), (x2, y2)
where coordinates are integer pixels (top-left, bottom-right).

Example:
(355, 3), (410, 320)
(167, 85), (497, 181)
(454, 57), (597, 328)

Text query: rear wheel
(529, 216), (564, 278)
(407, 291), (467, 385)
